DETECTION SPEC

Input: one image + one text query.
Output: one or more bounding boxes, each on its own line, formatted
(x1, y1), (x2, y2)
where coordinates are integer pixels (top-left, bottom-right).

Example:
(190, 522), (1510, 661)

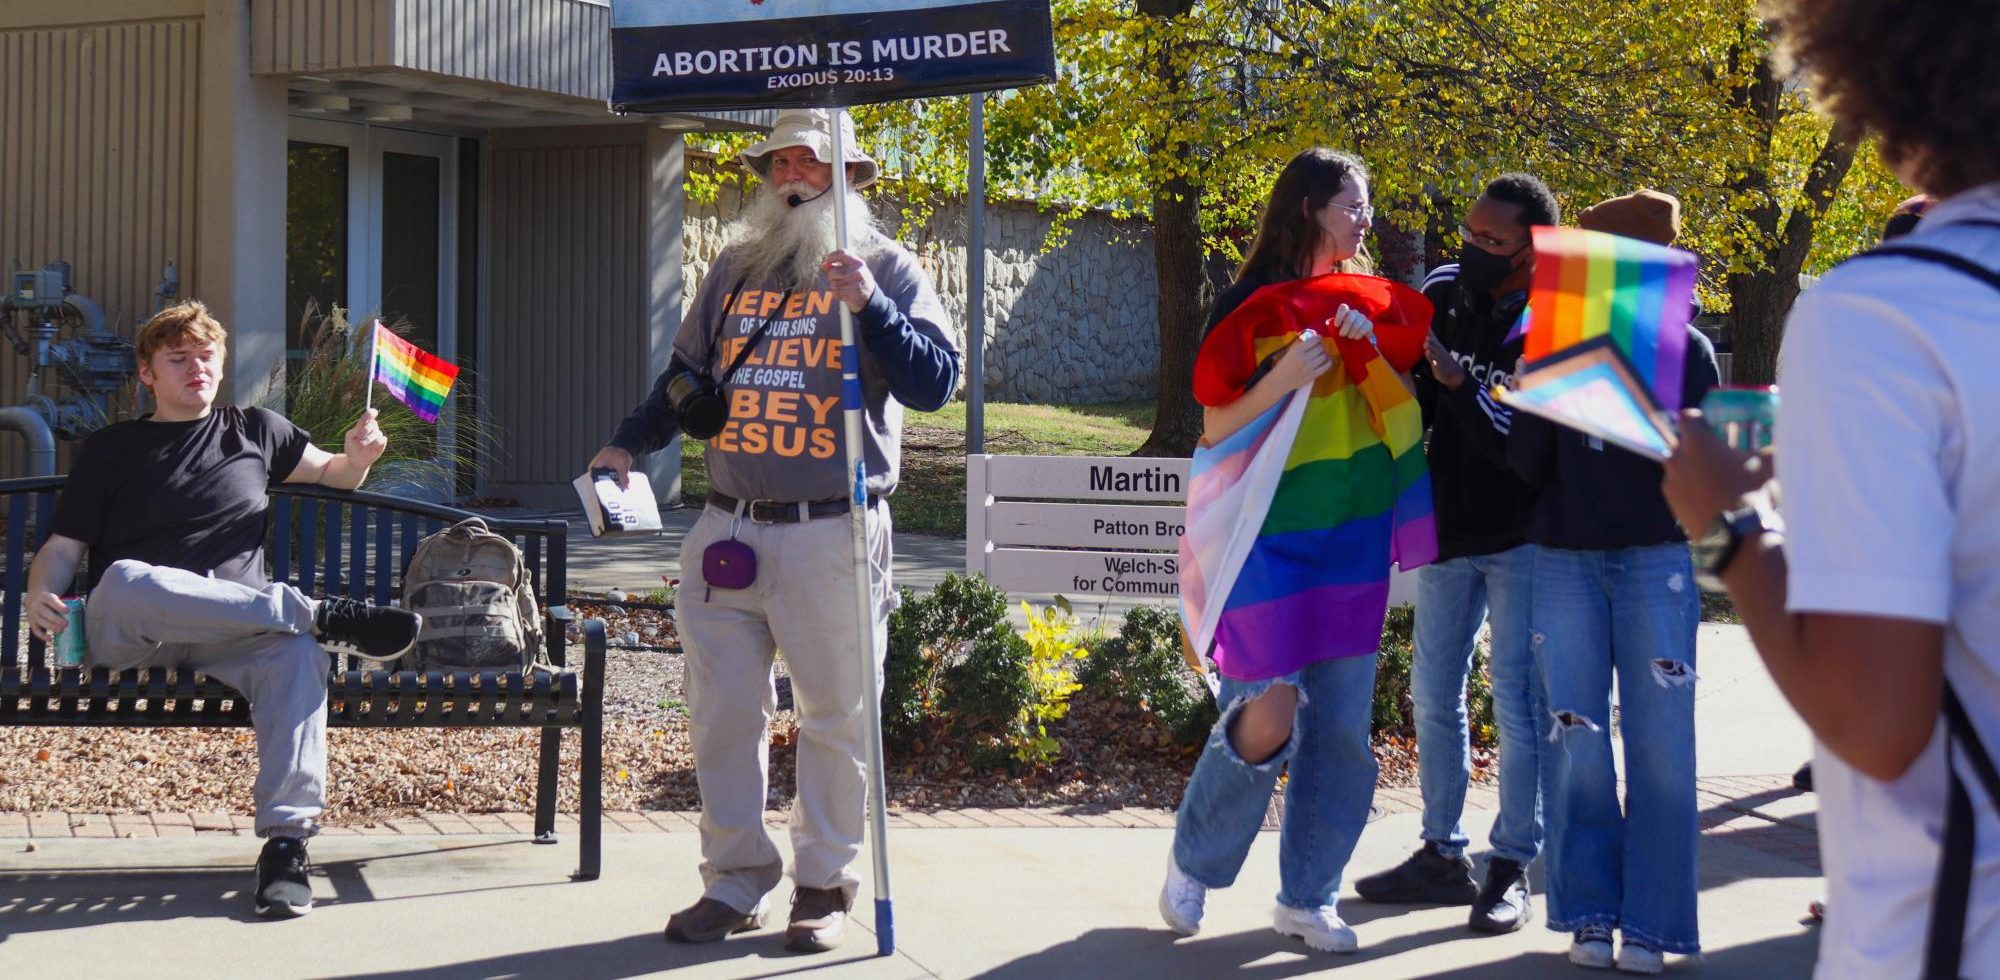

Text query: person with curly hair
(1662, 2), (2000, 976)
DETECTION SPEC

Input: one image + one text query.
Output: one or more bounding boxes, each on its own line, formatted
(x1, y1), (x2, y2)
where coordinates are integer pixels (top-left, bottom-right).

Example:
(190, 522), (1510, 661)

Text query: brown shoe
(784, 886), (851, 953)
(663, 897), (765, 943)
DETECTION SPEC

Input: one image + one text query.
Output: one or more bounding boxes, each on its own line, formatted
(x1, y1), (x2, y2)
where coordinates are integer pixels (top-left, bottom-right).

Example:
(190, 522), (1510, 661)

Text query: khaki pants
(84, 559), (329, 837)
(677, 500), (893, 913)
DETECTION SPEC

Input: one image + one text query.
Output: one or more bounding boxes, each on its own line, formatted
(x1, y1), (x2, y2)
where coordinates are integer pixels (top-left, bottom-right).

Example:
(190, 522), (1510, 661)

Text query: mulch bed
(0, 594), (1481, 823)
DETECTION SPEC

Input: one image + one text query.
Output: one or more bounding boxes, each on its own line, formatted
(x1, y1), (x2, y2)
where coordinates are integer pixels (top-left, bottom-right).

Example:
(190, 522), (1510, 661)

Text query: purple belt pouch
(702, 537), (757, 590)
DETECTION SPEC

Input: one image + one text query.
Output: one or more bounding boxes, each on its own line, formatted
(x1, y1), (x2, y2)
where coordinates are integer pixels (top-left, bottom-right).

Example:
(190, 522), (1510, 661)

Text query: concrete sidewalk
(0, 812), (1820, 979)
(0, 625), (1824, 977)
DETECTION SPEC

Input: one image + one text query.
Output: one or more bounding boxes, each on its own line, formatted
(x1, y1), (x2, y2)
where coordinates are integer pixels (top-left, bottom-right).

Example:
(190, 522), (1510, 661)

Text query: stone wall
(681, 169), (1160, 404)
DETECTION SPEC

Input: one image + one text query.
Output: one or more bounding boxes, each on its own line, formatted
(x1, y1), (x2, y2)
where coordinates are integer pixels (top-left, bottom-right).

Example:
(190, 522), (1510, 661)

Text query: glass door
(286, 118), (459, 479)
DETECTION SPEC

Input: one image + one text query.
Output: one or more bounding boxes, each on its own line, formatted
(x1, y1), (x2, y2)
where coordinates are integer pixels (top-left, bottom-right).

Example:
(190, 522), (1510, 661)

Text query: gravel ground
(0, 596), (1477, 823)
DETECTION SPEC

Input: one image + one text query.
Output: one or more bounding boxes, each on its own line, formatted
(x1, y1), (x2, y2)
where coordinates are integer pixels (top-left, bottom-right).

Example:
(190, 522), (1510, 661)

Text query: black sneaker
(254, 836), (314, 919)
(313, 597), (422, 664)
(1354, 841), (1479, 905)
(1469, 857), (1533, 933)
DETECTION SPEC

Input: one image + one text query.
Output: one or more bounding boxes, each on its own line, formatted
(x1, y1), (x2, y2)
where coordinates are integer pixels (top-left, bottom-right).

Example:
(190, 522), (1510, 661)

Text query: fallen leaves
(0, 591), (1490, 821)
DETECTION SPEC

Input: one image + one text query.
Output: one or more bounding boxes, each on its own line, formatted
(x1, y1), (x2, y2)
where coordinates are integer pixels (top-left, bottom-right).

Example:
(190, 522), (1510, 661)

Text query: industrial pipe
(61, 293), (110, 336)
(0, 405), (56, 476)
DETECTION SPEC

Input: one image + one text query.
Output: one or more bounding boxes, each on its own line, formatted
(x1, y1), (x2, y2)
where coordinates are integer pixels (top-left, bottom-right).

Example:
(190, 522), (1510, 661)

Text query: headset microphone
(786, 186), (831, 208)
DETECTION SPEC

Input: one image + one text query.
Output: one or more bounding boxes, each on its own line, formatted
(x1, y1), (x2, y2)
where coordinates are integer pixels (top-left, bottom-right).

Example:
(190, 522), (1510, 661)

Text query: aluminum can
(53, 596), (86, 667)
(1702, 385), (1779, 452)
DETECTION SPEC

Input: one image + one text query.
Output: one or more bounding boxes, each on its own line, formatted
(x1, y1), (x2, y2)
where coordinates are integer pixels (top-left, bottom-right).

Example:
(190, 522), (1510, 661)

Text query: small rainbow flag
(1521, 226), (1696, 410)
(1179, 274), (1436, 682)
(370, 321), (458, 423)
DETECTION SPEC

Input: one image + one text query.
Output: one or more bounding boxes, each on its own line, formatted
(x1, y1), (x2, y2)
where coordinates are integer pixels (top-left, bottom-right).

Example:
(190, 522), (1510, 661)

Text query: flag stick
(365, 319), (379, 413)
(829, 107), (895, 957)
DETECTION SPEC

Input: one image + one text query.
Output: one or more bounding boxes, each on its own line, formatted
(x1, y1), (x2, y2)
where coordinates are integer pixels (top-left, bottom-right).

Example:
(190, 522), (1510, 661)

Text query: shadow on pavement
(0, 865), (278, 937)
(0, 841), (565, 942)
(1417, 927), (1820, 978)
(318, 931), (893, 980)
(972, 920), (1482, 980)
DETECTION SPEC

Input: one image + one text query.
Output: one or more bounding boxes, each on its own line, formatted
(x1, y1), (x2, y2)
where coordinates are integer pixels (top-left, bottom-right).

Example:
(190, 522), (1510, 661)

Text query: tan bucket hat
(739, 109), (880, 190)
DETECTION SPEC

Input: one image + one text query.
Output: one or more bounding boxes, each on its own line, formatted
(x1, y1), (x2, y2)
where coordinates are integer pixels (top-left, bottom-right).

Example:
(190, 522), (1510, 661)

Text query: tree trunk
(1720, 31), (1860, 385)
(1136, 174), (1208, 457)
(1725, 270), (1796, 385)
(1133, 0), (1204, 458)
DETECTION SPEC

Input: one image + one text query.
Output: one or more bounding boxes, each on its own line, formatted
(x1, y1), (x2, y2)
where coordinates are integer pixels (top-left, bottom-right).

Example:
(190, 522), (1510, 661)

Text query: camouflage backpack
(401, 517), (546, 672)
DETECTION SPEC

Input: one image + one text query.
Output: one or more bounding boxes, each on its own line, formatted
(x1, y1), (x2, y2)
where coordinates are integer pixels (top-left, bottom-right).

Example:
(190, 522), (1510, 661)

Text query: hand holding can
(52, 596), (86, 667)
(1701, 385), (1779, 452)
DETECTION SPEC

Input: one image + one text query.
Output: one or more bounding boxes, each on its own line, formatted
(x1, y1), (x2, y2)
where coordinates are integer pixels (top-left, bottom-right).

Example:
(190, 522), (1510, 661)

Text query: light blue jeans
(1172, 654), (1379, 910)
(1412, 545), (1549, 865)
(1531, 544), (1701, 954)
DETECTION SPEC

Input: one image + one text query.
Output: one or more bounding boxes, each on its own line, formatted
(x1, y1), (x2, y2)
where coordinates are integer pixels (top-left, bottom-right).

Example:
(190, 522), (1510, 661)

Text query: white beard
(726, 181), (885, 292)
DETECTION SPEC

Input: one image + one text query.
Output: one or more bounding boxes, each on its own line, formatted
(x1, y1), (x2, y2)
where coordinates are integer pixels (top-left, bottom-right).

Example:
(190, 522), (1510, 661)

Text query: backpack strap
(1924, 684), (2000, 980)
(1866, 245), (2000, 294)
(1845, 218), (2000, 979)
(1851, 218), (2000, 295)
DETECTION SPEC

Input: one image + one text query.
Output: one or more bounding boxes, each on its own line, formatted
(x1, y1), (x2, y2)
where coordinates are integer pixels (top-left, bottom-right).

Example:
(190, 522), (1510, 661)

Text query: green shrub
(938, 624), (1036, 769)
(881, 574), (1095, 770)
(882, 573), (1011, 751)
(1082, 604), (1218, 746)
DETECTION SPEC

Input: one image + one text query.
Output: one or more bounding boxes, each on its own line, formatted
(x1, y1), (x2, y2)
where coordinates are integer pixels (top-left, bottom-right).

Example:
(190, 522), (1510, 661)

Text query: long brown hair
(1236, 148), (1374, 283)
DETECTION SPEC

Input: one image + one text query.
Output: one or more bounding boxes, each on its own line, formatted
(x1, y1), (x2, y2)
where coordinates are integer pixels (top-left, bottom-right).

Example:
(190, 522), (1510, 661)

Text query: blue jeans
(1532, 544), (1701, 954)
(1172, 655), (1379, 910)
(1412, 545), (1549, 864)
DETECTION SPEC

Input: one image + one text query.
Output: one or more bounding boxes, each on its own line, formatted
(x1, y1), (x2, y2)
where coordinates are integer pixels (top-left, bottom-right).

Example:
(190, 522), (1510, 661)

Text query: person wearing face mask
(1355, 174), (1559, 935)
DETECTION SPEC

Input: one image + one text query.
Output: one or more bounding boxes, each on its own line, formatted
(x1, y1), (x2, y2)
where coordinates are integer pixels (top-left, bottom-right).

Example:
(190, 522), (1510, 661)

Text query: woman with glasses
(1159, 147), (1435, 955)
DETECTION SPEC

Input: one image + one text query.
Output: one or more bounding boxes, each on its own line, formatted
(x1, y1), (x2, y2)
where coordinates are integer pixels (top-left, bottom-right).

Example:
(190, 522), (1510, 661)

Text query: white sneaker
(1570, 923), (1615, 969)
(1158, 856), (1206, 936)
(1616, 937), (1665, 974)
(1273, 903), (1358, 954)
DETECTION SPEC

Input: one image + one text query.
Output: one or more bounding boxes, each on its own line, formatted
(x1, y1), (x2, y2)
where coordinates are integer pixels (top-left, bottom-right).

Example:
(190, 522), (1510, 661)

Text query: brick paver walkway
(0, 775), (1818, 872)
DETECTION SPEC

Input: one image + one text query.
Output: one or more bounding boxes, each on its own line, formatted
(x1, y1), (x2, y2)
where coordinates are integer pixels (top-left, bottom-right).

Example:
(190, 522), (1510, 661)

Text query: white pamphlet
(573, 470), (665, 537)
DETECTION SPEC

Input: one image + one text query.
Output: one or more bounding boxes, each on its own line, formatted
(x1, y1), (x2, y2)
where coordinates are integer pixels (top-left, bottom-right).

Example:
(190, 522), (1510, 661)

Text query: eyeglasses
(1460, 223), (1526, 254)
(1326, 201), (1375, 222)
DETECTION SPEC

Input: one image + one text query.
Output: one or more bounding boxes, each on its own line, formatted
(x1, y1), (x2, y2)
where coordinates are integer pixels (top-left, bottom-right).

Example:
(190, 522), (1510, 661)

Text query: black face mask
(1457, 242), (1519, 298)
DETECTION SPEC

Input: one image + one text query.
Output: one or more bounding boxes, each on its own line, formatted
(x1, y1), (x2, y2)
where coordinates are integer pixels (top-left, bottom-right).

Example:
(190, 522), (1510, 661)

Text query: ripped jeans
(1531, 544), (1701, 954)
(1171, 654), (1378, 911)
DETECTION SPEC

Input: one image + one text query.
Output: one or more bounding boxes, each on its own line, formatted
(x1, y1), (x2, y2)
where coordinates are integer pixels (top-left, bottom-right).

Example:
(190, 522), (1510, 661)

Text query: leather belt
(706, 490), (876, 524)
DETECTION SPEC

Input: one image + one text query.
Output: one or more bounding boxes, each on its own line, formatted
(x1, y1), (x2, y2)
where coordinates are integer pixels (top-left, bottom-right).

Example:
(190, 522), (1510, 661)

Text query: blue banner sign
(610, 0), (1056, 112)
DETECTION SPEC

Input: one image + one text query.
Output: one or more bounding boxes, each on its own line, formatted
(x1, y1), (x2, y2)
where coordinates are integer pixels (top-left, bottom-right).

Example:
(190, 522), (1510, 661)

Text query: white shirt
(1778, 182), (2000, 979)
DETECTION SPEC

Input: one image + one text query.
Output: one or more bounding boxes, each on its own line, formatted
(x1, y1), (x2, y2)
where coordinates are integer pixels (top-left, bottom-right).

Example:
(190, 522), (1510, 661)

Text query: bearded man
(588, 108), (959, 954)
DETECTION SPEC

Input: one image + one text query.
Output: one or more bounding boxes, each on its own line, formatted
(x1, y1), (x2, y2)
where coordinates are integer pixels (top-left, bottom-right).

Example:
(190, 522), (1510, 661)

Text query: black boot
(1354, 841), (1478, 905)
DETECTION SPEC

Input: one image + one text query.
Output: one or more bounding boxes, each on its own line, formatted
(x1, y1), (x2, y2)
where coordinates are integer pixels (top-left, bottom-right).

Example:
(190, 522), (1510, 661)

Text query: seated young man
(24, 300), (422, 919)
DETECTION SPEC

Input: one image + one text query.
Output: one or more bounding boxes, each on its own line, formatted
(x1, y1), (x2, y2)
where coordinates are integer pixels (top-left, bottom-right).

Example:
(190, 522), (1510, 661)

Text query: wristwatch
(1693, 501), (1778, 590)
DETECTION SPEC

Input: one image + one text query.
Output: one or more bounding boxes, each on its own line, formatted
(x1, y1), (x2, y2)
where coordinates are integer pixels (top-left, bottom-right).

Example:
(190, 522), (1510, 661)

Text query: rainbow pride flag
(1179, 275), (1437, 682)
(371, 321), (459, 423)
(1521, 226), (1697, 410)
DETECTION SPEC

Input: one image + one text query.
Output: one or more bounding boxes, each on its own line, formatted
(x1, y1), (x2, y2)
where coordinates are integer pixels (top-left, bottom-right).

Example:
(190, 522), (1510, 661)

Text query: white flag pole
(365, 319), (379, 413)
(829, 107), (895, 957)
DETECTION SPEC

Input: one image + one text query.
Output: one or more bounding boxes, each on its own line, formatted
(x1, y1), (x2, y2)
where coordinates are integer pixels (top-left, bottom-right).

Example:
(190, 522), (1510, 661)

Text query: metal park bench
(0, 477), (606, 879)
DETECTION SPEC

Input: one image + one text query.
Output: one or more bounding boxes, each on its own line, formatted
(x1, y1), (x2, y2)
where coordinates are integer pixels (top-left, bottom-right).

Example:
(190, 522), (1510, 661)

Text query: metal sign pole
(967, 93), (987, 455)
(827, 107), (896, 957)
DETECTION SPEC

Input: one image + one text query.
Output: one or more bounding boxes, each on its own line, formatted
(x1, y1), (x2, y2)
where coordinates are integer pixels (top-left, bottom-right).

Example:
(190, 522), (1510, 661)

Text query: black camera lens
(665, 371), (730, 441)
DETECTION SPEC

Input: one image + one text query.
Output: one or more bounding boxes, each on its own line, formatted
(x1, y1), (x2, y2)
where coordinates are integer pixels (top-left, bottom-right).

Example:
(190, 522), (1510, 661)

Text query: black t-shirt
(52, 407), (313, 592)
